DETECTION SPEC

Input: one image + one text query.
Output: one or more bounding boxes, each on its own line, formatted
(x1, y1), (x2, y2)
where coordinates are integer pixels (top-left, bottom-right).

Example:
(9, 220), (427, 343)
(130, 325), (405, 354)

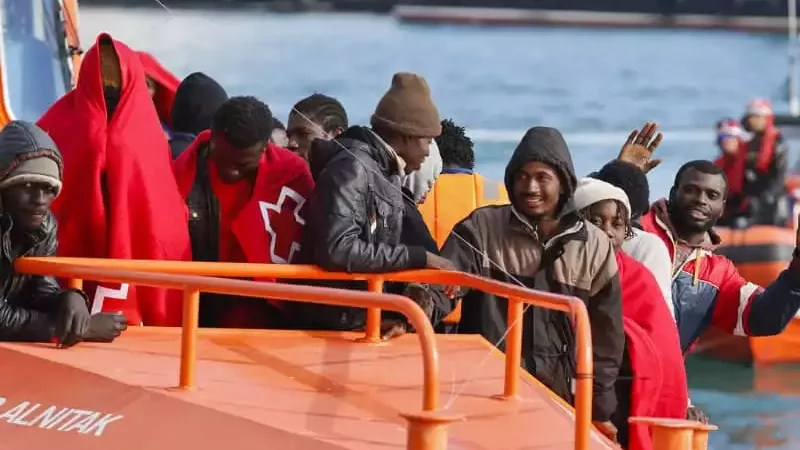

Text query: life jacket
(418, 172), (508, 247)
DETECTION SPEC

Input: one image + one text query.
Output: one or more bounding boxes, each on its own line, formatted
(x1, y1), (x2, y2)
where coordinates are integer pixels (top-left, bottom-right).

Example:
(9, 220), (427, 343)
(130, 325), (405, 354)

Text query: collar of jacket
(509, 206), (585, 247)
(368, 128), (406, 177)
(0, 212), (51, 258)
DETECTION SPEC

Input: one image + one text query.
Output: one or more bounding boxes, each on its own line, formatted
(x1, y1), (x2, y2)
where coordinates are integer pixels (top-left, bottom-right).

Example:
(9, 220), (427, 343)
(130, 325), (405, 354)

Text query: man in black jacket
(0, 121), (126, 345)
(440, 127), (623, 440)
(293, 72), (454, 333)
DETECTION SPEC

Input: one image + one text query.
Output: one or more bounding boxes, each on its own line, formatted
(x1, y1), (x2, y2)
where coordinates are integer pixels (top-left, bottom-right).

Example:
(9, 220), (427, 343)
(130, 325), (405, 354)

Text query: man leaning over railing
(0, 121), (126, 345)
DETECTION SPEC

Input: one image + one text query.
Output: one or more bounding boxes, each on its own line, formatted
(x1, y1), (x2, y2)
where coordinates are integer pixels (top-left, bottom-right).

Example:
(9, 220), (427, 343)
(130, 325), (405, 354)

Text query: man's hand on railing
(425, 252), (460, 297)
(84, 312), (128, 343)
(55, 290), (91, 348)
(592, 420), (618, 443)
(618, 122), (663, 174)
(380, 319), (407, 341)
(686, 405), (710, 424)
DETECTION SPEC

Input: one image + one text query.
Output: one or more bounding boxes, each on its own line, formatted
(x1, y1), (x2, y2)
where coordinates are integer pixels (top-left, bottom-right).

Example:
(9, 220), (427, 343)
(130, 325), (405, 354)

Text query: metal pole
(789, 0), (799, 115)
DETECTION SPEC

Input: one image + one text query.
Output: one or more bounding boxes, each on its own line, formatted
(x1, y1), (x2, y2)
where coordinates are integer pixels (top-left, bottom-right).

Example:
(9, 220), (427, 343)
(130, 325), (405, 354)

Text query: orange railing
(17, 256), (595, 449)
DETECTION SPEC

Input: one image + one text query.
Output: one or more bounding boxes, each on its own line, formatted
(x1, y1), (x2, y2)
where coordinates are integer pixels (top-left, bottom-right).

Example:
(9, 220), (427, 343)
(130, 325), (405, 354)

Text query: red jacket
(641, 199), (800, 352)
(37, 34), (191, 326)
(617, 252), (688, 450)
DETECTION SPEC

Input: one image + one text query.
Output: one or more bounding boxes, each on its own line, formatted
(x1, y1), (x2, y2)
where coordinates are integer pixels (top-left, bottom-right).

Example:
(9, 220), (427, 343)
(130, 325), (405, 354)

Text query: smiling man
(440, 126), (624, 440)
(641, 160), (800, 354)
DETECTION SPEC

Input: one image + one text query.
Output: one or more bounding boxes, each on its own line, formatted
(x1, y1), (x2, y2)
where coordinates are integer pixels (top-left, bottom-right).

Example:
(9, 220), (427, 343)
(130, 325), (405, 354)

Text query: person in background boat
(270, 117), (289, 148)
(286, 93), (348, 161)
(292, 72), (454, 334)
(440, 126), (624, 441)
(138, 51), (180, 139)
(571, 177), (688, 450)
(0, 121), (127, 345)
(591, 158), (675, 319)
(173, 96), (313, 328)
(37, 34), (191, 327)
(169, 72), (229, 160)
(437, 118), (475, 174)
(738, 99), (789, 226)
(713, 118), (748, 227)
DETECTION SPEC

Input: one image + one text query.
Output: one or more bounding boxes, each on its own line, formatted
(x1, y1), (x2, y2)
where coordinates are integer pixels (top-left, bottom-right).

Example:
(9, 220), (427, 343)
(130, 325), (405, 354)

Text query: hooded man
(170, 72), (229, 159)
(0, 121), (126, 345)
(440, 127), (624, 438)
(138, 50), (180, 137)
(293, 72), (454, 333)
(37, 34), (191, 327)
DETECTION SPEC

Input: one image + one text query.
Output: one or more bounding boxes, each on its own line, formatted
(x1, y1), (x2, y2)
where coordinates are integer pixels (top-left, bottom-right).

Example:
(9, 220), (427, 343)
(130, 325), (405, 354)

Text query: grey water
(80, 5), (800, 448)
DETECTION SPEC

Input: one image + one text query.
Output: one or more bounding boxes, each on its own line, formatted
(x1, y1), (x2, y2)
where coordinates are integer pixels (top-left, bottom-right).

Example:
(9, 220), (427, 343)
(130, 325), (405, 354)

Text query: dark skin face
(670, 168), (726, 244)
(512, 161), (563, 237)
(584, 200), (627, 250)
(286, 113), (342, 161)
(210, 134), (265, 184)
(386, 134), (432, 174)
(2, 182), (58, 233)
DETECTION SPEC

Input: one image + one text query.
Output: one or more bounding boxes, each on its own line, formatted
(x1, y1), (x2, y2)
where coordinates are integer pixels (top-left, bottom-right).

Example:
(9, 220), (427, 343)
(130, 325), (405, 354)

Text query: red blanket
(37, 33), (191, 327)
(173, 131), (314, 325)
(138, 51), (179, 127)
(617, 252), (688, 450)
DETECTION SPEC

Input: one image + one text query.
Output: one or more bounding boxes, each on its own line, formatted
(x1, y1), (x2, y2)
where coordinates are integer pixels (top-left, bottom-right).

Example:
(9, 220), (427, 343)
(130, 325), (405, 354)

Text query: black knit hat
(591, 160), (650, 219)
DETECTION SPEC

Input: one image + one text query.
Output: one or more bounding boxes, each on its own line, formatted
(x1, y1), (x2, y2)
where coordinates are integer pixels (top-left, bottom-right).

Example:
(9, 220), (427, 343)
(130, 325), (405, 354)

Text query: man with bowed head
(293, 72), (454, 334)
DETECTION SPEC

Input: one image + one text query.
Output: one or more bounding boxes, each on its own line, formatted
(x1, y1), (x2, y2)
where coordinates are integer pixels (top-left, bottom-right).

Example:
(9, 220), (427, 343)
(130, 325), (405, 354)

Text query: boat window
(0, 0), (71, 121)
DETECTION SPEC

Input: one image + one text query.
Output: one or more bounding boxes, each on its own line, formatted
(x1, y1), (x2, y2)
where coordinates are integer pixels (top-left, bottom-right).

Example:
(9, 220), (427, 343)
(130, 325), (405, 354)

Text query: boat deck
(0, 328), (615, 449)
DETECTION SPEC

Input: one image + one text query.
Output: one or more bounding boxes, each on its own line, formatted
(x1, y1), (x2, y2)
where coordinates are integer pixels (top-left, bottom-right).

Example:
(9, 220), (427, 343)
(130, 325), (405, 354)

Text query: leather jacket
(0, 212), (64, 341)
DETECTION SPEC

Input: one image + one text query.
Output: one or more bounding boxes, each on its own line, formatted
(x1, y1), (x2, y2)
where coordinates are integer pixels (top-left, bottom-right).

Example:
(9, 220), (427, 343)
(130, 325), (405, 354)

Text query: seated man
(170, 72), (229, 159)
(712, 118), (748, 226)
(173, 96), (314, 328)
(38, 34), (191, 327)
(286, 93), (348, 161)
(0, 120), (126, 345)
(293, 72), (454, 333)
(571, 177), (688, 449)
(437, 118), (475, 175)
(440, 126), (624, 439)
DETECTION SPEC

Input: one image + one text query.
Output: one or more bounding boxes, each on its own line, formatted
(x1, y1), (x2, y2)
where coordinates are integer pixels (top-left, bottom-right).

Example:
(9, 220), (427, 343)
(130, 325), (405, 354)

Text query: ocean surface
(79, 5), (800, 448)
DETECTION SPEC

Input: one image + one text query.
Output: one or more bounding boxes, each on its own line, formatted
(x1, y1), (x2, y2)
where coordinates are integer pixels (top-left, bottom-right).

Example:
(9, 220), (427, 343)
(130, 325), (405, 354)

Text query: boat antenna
(789, 0), (799, 116)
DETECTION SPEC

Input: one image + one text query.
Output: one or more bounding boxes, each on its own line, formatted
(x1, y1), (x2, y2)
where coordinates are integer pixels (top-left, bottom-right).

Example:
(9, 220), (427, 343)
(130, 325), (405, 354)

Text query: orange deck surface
(0, 328), (615, 450)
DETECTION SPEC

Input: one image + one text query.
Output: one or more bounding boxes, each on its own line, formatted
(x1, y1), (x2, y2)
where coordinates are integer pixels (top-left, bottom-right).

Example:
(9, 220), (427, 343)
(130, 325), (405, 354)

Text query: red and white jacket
(641, 199), (800, 352)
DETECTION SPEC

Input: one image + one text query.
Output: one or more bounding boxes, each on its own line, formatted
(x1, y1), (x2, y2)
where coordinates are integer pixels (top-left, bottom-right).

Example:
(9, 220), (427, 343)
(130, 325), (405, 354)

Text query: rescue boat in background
(0, 0), (80, 126)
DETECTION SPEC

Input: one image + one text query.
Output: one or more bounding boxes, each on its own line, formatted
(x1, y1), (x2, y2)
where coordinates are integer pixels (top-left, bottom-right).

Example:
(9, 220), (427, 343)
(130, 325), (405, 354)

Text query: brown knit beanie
(371, 72), (442, 138)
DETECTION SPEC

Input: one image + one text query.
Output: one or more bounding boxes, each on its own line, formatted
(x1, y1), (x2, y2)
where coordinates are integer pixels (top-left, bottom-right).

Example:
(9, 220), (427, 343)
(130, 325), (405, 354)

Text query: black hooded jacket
(169, 72), (228, 159)
(0, 121), (71, 342)
(440, 127), (624, 421)
(289, 126), (445, 331)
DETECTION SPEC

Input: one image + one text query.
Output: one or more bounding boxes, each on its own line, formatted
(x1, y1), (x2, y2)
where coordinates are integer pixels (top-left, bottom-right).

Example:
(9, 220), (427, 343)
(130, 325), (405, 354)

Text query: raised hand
(618, 122), (664, 173)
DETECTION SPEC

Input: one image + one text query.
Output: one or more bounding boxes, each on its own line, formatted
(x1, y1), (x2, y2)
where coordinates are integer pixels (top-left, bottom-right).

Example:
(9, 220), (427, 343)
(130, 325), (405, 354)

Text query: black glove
(403, 283), (434, 319)
(84, 313), (128, 343)
(54, 291), (91, 348)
